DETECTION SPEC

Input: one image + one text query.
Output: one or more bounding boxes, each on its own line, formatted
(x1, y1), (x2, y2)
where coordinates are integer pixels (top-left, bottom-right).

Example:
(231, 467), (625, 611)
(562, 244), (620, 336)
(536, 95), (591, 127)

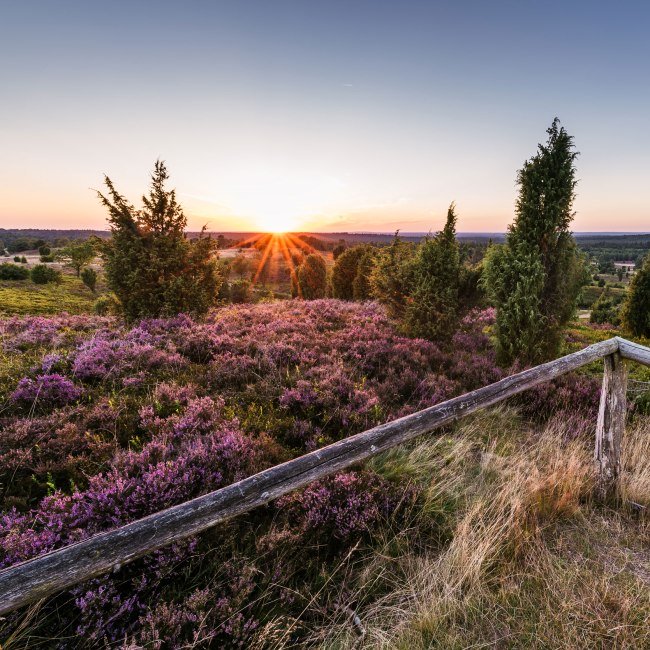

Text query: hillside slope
(0, 301), (646, 648)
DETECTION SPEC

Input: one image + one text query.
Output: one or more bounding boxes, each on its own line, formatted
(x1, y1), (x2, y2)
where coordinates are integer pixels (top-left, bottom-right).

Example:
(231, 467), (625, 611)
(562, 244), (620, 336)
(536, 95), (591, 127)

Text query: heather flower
(11, 374), (82, 407)
(40, 352), (64, 373)
(72, 331), (186, 381)
(277, 470), (403, 540)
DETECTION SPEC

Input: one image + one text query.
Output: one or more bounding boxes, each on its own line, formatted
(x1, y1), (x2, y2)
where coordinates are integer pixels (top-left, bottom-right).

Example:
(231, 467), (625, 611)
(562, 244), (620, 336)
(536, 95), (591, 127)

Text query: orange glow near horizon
(234, 231), (324, 294)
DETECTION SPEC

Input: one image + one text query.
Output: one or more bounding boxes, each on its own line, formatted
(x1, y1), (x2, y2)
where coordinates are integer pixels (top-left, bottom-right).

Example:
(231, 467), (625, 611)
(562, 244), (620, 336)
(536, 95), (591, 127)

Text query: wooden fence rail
(0, 336), (649, 615)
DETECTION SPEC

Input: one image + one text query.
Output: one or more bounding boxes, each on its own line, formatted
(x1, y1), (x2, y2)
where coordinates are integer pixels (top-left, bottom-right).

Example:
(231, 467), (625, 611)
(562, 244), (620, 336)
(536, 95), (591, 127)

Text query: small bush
(81, 267), (98, 293)
(0, 263), (30, 280)
(40, 254), (55, 263)
(11, 373), (82, 407)
(230, 279), (252, 303)
(13, 256), (20, 263)
(622, 253), (650, 337)
(331, 245), (373, 300)
(93, 293), (121, 315)
(293, 254), (327, 299)
(590, 288), (621, 326)
(38, 245), (51, 256)
(31, 264), (61, 284)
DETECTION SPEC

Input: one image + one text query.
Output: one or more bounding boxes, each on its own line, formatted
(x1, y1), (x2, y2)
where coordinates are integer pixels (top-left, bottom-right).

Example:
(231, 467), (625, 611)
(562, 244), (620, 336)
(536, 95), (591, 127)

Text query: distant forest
(1, 228), (649, 266)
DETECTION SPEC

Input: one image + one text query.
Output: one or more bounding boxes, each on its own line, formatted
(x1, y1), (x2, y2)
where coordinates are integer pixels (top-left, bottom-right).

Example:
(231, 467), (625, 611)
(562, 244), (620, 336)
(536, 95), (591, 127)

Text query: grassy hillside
(0, 301), (648, 647)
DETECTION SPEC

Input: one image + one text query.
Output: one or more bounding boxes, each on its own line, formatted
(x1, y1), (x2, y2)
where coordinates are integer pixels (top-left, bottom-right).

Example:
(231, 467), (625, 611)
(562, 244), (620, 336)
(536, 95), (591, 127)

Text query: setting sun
(211, 168), (345, 233)
(255, 213), (298, 234)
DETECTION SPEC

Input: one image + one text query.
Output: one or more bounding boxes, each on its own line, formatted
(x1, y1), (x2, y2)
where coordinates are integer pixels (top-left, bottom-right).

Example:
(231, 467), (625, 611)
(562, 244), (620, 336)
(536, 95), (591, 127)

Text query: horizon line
(2, 228), (650, 236)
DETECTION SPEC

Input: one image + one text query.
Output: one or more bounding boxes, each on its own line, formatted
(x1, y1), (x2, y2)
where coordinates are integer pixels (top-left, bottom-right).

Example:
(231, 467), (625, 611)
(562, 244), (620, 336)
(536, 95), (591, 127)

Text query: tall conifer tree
(483, 119), (588, 363)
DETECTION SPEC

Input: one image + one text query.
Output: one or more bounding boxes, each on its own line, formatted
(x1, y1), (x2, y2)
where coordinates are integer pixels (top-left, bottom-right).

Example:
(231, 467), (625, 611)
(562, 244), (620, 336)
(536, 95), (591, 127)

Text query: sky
(1, 0), (649, 233)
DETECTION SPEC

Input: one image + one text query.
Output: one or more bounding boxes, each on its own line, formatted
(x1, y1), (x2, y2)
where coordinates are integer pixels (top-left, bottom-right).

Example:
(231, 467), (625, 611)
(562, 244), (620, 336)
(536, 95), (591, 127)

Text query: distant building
(614, 261), (636, 273)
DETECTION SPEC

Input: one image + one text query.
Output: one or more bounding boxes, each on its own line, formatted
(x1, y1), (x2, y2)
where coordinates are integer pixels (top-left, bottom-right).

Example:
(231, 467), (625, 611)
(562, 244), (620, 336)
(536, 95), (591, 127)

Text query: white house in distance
(614, 261), (636, 273)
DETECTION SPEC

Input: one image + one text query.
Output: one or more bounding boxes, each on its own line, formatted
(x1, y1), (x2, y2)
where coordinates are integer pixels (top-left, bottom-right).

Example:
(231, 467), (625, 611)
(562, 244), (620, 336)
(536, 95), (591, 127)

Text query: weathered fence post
(595, 352), (627, 501)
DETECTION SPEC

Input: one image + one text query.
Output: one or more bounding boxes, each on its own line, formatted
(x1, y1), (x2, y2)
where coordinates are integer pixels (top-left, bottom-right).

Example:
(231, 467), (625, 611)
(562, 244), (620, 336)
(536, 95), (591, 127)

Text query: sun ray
(229, 233), (266, 249)
(277, 233), (302, 298)
(285, 232), (318, 255)
(251, 233), (276, 286)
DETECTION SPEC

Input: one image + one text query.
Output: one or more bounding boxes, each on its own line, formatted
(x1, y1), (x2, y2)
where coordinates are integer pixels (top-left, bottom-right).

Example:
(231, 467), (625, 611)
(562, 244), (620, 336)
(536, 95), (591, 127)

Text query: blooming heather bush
(1, 313), (111, 352)
(277, 471), (404, 541)
(0, 300), (607, 646)
(517, 371), (601, 425)
(72, 329), (186, 381)
(11, 373), (82, 407)
(0, 416), (113, 509)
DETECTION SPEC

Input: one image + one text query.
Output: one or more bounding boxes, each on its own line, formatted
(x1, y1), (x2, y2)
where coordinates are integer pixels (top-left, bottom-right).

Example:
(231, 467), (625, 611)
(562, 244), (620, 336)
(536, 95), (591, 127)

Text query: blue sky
(1, 0), (649, 232)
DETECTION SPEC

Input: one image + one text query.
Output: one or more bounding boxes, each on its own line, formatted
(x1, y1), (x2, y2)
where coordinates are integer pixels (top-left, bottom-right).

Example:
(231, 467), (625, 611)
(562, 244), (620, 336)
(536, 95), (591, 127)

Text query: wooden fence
(1, 336), (649, 615)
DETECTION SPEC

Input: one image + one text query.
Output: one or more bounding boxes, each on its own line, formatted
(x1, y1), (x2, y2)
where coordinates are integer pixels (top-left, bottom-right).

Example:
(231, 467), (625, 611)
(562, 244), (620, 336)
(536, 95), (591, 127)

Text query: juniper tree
(352, 249), (377, 300)
(483, 119), (588, 364)
(370, 232), (416, 320)
(294, 253), (327, 299)
(81, 267), (98, 293)
(331, 245), (373, 300)
(404, 203), (460, 340)
(622, 253), (650, 337)
(97, 160), (222, 321)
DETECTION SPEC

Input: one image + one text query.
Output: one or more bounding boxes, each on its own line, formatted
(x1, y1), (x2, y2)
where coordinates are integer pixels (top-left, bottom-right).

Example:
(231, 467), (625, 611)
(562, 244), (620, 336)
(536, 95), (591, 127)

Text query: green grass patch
(0, 273), (104, 315)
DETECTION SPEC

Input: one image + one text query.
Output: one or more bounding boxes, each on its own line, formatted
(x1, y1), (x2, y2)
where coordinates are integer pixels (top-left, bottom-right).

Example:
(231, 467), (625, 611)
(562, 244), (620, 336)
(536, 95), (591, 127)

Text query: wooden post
(595, 352), (627, 501)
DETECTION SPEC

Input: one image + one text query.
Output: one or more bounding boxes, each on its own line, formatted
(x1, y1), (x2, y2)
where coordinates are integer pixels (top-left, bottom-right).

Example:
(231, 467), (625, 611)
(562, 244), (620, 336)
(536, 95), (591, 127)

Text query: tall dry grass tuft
(621, 415), (650, 508)
(317, 409), (650, 649)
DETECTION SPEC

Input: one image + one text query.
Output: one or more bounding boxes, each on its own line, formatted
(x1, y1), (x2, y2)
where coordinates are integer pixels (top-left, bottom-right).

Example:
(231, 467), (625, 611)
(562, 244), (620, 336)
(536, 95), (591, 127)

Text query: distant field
(0, 273), (102, 316)
(578, 283), (627, 309)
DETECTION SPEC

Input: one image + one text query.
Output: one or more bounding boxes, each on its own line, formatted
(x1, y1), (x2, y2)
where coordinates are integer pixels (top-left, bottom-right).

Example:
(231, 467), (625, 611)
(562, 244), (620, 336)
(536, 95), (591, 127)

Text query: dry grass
(622, 417), (650, 508)
(303, 408), (650, 649)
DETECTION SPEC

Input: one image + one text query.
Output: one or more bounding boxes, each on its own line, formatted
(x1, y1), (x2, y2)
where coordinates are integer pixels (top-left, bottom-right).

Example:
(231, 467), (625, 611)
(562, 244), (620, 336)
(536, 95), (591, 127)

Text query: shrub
(293, 254), (327, 299)
(405, 203), (460, 340)
(590, 288), (621, 326)
(230, 279), (252, 303)
(352, 249), (377, 300)
(13, 256), (20, 263)
(370, 234), (416, 319)
(277, 471), (402, 541)
(81, 267), (98, 293)
(30, 264), (61, 284)
(622, 253), (650, 337)
(38, 245), (51, 256)
(40, 254), (55, 262)
(331, 245), (373, 300)
(11, 373), (82, 407)
(98, 161), (223, 321)
(94, 293), (121, 315)
(0, 263), (29, 280)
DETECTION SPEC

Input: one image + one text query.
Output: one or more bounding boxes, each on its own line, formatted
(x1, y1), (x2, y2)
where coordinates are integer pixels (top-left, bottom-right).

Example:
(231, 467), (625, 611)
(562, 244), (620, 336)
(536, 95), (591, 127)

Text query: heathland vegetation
(1, 120), (650, 647)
